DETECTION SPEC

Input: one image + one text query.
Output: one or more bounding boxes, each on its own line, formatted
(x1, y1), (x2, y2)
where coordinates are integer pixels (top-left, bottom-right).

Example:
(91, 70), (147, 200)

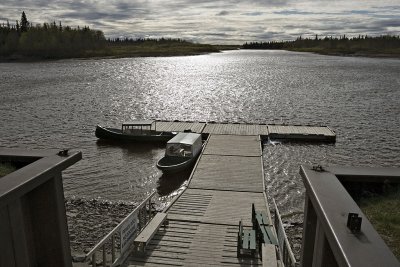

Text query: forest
(0, 12), (222, 60)
(242, 35), (400, 56)
(0, 12), (106, 59)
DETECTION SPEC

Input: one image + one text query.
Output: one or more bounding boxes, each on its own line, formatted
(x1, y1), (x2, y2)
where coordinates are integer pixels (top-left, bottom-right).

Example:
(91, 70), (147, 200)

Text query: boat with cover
(157, 132), (203, 173)
(95, 120), (175, 142)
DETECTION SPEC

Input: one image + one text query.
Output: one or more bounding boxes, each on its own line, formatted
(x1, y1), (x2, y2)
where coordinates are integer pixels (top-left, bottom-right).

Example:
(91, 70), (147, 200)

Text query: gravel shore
(65, 198), (135, 257)
(66, 198), (304, 263)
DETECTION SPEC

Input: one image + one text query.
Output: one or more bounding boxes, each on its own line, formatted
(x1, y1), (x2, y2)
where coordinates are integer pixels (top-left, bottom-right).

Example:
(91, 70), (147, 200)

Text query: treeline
(0, 12), (105, 59)
(108, 37), (190, 45)
(243, 35), (400, 54)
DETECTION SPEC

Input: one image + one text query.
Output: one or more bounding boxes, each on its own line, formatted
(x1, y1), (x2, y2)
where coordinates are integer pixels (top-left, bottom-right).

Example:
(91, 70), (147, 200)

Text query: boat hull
(95, 125), (175, 143)
(156, 156), (197, 174)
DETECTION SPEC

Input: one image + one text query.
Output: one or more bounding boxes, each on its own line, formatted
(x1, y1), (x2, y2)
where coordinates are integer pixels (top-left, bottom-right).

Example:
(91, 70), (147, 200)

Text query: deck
(151, 120), (335, 142)
(125, 133), (270, 266)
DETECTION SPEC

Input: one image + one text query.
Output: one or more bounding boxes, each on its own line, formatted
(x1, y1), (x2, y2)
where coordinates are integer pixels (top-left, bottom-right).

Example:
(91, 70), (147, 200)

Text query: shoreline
(285, 48), (400, 59)
(2, 49), (399, 63)
(0, 45), (240, 63)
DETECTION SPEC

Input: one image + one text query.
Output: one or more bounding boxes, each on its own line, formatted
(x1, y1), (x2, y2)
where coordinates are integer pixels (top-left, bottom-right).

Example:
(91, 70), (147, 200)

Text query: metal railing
(272, 198), (297, 267)
(300, 165), (400, 267)
(85, 191), (156, 267)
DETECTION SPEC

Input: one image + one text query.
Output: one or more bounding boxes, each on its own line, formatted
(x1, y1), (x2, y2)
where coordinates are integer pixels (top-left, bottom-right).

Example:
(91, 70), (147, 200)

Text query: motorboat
(156, 132), (203, 173)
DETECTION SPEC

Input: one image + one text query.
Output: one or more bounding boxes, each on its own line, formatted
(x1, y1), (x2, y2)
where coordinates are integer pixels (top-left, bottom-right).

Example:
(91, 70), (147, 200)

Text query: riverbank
(0, 43), (240, 62)
(65, 198), (134, 259)
(287, 47), (400, 58)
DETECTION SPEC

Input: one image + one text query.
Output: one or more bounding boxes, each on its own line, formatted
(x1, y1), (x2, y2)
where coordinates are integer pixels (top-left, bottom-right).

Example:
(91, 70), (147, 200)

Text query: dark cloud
(60, 11), (132, 21)
(274, 9), (315, 15)
(375, 19), (400, 28)
(349, 10), (372, 15)
(217, 11), (229, 16)
(241, 12), (264, 16)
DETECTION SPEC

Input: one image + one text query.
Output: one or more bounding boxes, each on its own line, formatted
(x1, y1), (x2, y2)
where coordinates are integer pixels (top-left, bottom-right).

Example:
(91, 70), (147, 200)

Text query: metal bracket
(312, 165), (325, 172)
(347, 213), (362, 233)
(58, 149), (69, 157)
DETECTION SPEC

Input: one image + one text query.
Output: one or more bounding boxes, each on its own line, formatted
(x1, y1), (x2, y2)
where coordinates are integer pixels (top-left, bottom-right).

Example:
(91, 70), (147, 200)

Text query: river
(1, 50), (399, 218)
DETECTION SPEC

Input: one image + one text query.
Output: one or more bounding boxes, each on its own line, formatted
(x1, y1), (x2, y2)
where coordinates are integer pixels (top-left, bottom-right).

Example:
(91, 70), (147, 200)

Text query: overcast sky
(1, 0), (399, 44)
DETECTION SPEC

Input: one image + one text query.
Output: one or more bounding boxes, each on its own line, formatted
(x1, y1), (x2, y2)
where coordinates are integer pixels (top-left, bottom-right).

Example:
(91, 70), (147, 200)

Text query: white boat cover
(167, 132), (201, 145)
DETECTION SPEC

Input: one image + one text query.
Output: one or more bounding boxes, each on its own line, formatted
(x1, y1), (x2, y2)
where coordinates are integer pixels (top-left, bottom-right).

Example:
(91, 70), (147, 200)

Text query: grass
(0, 163), (16, 178)
(359, 186), (400, 260)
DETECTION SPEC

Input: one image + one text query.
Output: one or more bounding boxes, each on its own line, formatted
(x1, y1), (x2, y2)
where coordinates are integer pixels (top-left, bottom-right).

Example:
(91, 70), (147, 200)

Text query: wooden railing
(85, 191), (156, 267)
(272, 199), (297, 267)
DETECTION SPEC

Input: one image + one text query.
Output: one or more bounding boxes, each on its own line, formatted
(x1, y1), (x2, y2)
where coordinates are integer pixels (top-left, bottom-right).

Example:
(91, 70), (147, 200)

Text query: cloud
(0, 0), (399, 44)
(241, 12), (264, 16)
(217, 11), (229, 16)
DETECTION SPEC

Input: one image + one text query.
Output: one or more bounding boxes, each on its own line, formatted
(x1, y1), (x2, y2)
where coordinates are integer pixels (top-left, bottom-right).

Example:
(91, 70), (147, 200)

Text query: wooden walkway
(126, 133), (271, 267)
(150, 120), (335, 142)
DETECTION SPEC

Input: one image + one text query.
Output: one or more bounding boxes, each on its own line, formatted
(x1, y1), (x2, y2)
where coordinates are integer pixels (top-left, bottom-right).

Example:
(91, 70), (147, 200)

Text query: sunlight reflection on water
(0, 50), (399, 217)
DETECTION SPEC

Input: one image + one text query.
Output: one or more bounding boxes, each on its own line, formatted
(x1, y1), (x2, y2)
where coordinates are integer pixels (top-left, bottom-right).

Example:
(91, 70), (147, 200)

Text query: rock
(67, 212), (78, 218)
(293, 244), (302, 250)
(294, 234), (303, 240)
(72, 254), (87, 262)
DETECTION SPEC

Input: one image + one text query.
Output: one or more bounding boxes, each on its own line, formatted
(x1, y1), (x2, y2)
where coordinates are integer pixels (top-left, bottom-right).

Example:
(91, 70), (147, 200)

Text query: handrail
(272, 198), (297, 267)
(85, 191), (156, 266)
(300, 165), (400, 267)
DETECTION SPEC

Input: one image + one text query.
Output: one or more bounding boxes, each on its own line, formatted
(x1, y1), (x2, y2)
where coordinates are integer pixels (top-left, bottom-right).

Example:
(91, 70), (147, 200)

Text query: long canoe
(95, 125), (175, 143)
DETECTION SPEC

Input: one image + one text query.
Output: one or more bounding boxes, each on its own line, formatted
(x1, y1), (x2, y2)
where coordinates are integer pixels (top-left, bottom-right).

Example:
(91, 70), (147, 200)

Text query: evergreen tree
(20, 11), (29, 32)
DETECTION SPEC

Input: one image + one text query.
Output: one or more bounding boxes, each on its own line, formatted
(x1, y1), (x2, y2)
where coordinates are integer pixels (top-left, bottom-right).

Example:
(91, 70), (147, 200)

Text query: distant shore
(286, 48), (400, 59)
(2, 46), (399, 63)
(0, 44), (240, 63)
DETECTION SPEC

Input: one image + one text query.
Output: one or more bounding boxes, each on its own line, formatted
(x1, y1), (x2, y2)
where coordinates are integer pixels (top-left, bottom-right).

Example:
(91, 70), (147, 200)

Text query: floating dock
(152, 120), (336, 142)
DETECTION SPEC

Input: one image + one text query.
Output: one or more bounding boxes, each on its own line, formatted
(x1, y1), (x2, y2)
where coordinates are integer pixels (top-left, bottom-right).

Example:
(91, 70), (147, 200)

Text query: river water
(1, 50), (399, 217)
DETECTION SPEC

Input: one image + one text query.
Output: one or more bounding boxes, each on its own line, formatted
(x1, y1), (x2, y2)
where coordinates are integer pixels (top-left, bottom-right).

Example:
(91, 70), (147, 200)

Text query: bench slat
(260, 225), (278, 245)
(256, 212), (269, 226)
(242, 230), (256, 250)
(134, 213), (167, 243)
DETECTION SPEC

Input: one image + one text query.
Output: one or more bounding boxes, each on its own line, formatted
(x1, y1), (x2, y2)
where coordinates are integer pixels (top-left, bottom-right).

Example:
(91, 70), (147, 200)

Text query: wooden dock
(123, 121), (335, 266)
(126, 130), (273, 266)
(151, 120), (335, 142)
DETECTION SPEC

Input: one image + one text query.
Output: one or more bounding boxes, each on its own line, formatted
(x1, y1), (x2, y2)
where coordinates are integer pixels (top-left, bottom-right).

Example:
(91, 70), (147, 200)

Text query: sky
(0, 0), (399, 44)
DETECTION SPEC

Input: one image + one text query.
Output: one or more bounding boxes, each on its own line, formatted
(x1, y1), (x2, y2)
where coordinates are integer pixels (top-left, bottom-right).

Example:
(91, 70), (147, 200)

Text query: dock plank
(168, 189), (270, 226)
(203, 123), (269, 136)
(153, 121), (206, 133)
(189, 155), (264, 192)
(203, 135), (261, 156)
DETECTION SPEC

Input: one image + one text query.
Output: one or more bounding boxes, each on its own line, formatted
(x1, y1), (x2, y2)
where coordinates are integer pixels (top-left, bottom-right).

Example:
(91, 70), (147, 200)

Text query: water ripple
(1, 50), (399, 214)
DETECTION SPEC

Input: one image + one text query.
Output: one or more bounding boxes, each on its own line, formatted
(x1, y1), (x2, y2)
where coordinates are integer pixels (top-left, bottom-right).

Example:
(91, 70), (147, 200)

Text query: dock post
(148, 198), (152, 222)
(92, 252), (96, 267)
(111, 234), (116, 263)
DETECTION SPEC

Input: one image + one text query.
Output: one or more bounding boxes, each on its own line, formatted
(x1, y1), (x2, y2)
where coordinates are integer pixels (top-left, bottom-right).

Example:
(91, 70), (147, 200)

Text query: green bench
(252, 203), (278, 246)
(237, 220), (256, 258)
